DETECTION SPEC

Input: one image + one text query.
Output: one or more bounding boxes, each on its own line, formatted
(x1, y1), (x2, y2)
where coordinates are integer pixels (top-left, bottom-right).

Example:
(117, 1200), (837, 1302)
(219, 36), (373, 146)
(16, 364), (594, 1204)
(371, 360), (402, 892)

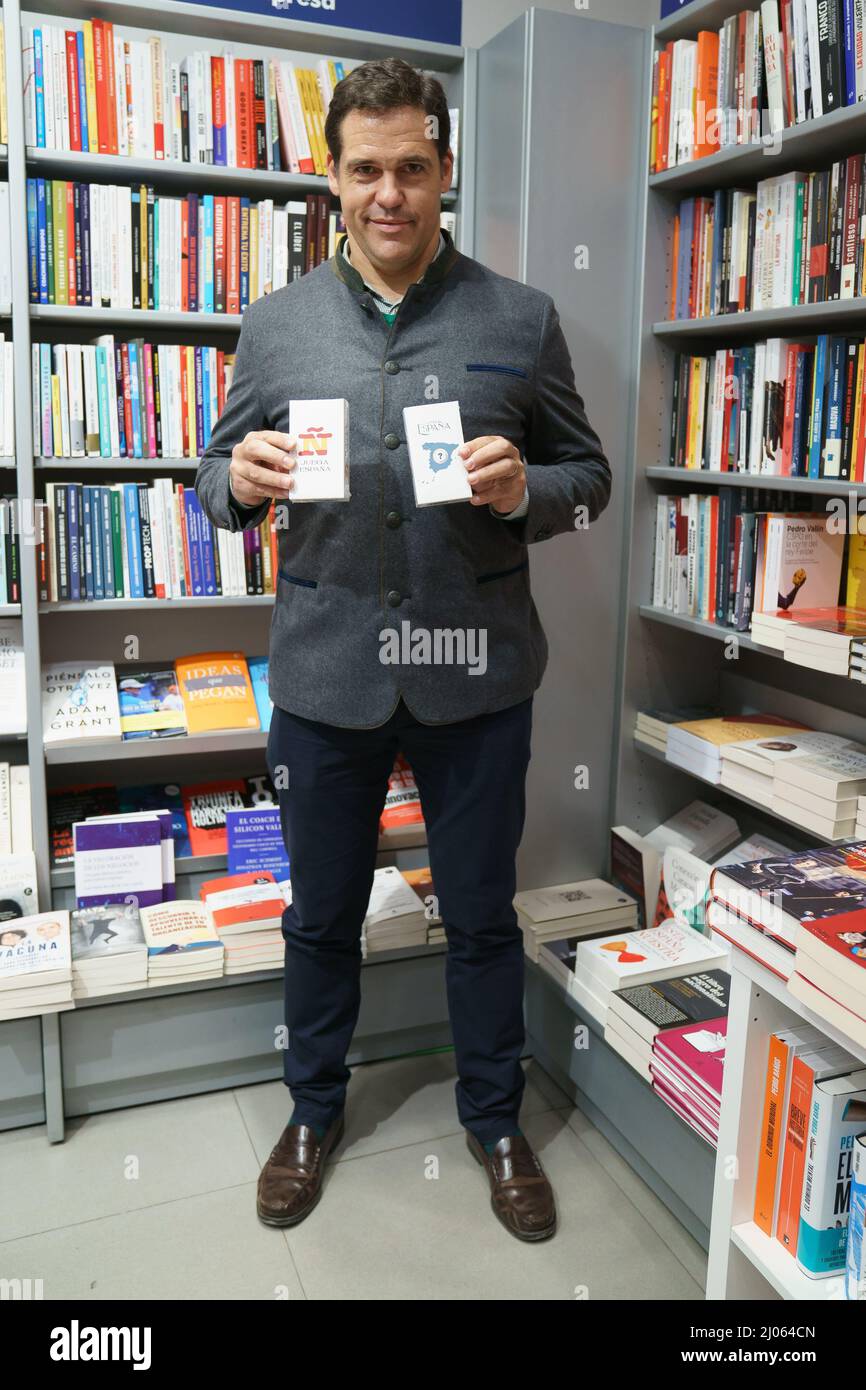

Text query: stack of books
(719, 729), (854, 805)
(773, 749), (866, 840)
(0, 910), (74, 1020)
(570, 920), (729, 1030)
(378, 756), (425, 848)
(665, 713), (812, 785)
(516, 878), (638, 964)
(361, 867), (429, 956)
(73, 810), (176, 909)
(400, 866), (444, 946)
(0, 333), (12, 450)
(604, 967), (729, 1100)
(851, 635), (866, 685)
(200, 871), (284, 975)
(69, 903), (148, 998)
(783, 610), (866, 676)
(650, 1016), (726, 1147)
(708, 841), (866, 984)
(788, 912), (866, 1051)
(633, 705), (719, 755)
(139, 900), (223, 985)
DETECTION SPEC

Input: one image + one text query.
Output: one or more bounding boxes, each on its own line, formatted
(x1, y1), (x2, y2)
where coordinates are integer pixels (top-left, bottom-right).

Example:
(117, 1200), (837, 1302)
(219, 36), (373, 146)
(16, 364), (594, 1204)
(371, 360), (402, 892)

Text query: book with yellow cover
(175, 652), (259, 734)
(82, 21), (99, 153)
(298, 69), (325, 175)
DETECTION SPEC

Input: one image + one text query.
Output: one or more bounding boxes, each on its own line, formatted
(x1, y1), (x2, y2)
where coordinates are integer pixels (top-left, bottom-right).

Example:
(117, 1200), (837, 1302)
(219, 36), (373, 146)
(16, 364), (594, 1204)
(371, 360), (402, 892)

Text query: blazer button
(384, 433), (400, 449)
(385, 510), (402, 529)
(386, 590), (402, 607)
(384, 360), (400, 375)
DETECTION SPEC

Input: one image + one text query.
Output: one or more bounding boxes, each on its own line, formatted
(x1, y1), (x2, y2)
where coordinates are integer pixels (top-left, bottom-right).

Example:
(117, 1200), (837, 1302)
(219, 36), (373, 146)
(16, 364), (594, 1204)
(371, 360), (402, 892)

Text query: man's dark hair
(325, 57), (451, 168)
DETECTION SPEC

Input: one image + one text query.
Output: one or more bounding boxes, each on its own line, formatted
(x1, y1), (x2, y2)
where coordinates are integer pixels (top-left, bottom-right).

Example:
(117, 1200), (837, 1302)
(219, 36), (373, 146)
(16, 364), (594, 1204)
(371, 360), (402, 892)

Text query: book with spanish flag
(174, 651), (259, 734)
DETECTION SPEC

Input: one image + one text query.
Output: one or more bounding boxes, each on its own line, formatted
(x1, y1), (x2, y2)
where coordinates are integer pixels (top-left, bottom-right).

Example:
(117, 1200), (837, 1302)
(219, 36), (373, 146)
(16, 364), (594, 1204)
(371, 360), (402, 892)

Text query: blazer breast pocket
(465, 363), (529, 379)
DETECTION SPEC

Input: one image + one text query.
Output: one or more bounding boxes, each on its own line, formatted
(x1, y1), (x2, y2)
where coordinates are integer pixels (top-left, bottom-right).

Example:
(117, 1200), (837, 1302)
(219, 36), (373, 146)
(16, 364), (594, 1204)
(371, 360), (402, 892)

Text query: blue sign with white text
(185, 0), (462, 46)
(660, 0), (698, 17)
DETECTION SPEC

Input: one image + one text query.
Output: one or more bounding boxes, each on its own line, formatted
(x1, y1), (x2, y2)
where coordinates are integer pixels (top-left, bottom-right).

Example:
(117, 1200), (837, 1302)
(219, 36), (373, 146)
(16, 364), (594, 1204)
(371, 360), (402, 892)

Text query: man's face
(327, 105), (453, 274)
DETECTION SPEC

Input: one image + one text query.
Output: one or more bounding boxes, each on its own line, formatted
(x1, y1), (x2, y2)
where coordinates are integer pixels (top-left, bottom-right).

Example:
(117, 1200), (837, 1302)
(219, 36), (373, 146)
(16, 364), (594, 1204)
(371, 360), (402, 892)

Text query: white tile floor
(0, 1052), (708, 1300)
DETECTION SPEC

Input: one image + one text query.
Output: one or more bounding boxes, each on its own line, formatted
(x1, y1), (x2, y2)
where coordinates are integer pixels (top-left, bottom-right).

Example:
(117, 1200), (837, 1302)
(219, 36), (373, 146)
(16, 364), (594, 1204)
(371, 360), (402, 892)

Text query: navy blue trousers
(265, 695), (533, 1144)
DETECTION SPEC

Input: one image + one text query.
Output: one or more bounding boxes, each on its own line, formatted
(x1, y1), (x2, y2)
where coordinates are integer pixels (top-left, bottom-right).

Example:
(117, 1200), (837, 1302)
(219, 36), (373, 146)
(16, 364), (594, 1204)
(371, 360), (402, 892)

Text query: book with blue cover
(226, 806), (289, 880)
(72, 817), (164, 910)
(117, 669), (187, 740)
(247, 656), (272, 732)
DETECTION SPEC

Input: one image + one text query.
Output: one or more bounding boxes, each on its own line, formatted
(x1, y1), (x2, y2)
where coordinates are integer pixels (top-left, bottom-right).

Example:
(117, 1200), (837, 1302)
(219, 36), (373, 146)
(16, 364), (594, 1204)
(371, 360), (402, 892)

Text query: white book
(82, 345), (100, 455)
(117, 185), (133, 311)
(10, 765), (32, 854)
(805, 0), (824, 117)
(202, 49), (213, 163)
(792, 0), (811, 122)
(169, 62), (182, 161)
(762, 1), (787, 133)
(2, 340), (12, 456)
(54, 344), (71, 457)
(284, 64), (314, 171)
(0, 762), (10, 854)
(0, 614), (26, 733)
(56, 26), (69, 150)
(273, 206), (289, 289)
(41, 661), (121, 746)
(288, 398), (349, 501)
(652, 494), (669, 607)
(114, 35), (128, 157)
(225, 53), (236, 168)
(0, 183), (11, 311)
(403, 400), (472, 506)
(22, 31), (37, 146)
(66, 344), (85, 455)
(93, 336), (119, 457)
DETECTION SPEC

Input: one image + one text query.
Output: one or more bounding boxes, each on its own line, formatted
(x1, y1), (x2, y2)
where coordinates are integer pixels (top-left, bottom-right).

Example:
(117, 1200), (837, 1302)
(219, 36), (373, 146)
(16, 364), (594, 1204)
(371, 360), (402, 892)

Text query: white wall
(462, 0), (657, 47)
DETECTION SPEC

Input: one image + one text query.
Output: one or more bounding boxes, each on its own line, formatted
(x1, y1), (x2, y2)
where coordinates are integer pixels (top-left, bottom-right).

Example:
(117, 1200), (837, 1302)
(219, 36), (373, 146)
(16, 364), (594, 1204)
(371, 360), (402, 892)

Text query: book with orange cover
(175, 652), (259, 734)
(693, 30), (720, 160)
(199, 870), (283, 936)
(380, 755), (425, 842)
(753, 1025), (825, 1235)
(775, 1044), (857, 1252)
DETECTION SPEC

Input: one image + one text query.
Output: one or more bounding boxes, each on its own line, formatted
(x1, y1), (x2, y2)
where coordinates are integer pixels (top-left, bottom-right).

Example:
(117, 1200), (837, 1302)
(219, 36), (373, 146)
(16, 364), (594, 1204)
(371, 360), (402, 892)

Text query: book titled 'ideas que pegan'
(174, 652), (259, 733)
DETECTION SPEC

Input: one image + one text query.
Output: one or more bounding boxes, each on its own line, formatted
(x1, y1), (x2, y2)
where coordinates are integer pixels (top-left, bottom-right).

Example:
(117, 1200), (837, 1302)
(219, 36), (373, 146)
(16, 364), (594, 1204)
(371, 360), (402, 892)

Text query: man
(195, 57), (611, 1243)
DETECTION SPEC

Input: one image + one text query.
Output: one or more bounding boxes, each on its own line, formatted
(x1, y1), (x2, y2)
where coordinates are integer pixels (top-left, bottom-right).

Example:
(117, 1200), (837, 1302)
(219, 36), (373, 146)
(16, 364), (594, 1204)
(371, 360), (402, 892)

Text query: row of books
(651, 494), (849, 631)
(650, 2), (857, 172)
(668, 334), (866, 480)
(41, 653), (271, 745)
(636, 707), (866, 840)
(709, 844), (866, 1288)
(21, 18), (461, 179)
(25, 180), (342, 310)
(0, 853), (443, 1021)
(47, 758), (425, 867)
(670, 162), (866, 322)
(33, 339), (235, 462)
(37, 480), (281, 603)
(22, 18), (357, 172)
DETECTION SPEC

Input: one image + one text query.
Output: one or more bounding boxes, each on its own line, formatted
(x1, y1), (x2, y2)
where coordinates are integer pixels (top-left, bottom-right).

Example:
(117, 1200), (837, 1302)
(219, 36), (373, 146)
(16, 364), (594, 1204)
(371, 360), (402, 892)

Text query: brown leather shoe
(466, 1130), (557, 1241)
(256, 1112), (345, 1227)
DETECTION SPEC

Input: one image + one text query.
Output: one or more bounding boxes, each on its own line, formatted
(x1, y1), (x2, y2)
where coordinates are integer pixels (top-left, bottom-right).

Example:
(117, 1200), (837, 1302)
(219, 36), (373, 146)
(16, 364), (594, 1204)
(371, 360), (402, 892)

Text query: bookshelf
(0, 0), (476, 1140)
(618, 0), (866, 1300)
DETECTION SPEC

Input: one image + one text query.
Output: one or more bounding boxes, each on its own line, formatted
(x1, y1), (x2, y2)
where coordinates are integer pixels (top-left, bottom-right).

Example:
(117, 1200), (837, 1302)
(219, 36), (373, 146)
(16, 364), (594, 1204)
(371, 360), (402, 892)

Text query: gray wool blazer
(194, 228), (612, 728)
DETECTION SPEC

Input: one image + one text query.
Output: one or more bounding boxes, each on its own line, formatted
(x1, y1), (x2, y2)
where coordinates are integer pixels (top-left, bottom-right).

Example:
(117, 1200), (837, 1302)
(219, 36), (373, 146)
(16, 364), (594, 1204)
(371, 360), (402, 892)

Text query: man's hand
(229, 431), (296, 507)
(460, 436), (526, 512)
